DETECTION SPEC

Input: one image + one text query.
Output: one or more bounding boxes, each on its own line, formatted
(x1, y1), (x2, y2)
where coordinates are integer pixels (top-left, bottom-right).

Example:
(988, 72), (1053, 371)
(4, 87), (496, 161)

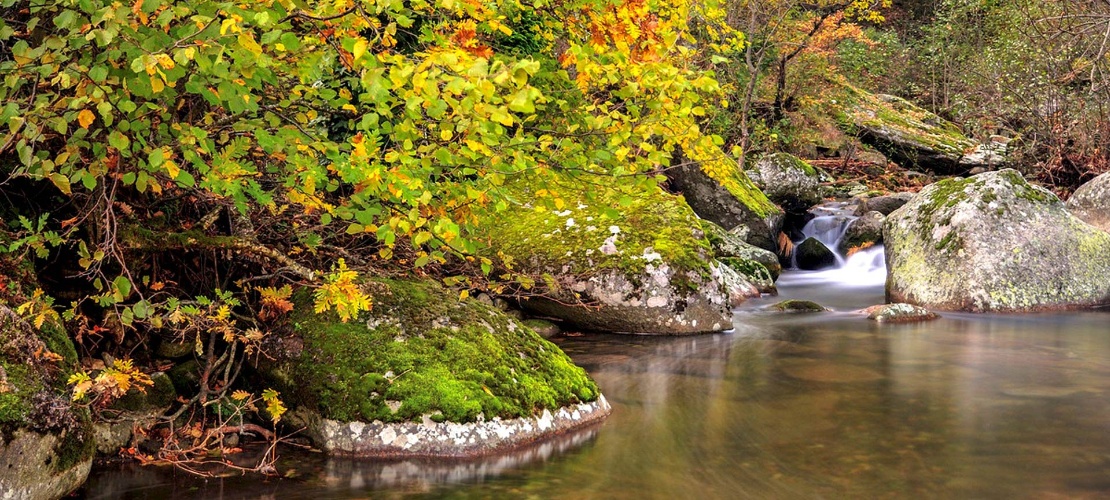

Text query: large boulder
(665, 152), (783, 251)
(477, 175), (732, 334)
(702, 221), (781, 280)
(747, 153), (824, 213)
(1066, 172), (1110, 232)
(0, 305), (94, 499)
(837, 86), (1001, 174)
(837, 211), (884, 256)
(884, 169), (1110, 311)
(263, 279), (608, 457)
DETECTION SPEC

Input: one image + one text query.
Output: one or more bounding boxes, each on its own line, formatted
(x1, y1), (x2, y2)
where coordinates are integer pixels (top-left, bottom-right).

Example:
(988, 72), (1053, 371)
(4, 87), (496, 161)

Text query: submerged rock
(769, 300), (829, 313)
(0, 306), (94, 499)
(263, 279), (607, 457)
(862, 303), (939, 323)
(795, 237), (837, 270)
(885, 169), (1110, 311)
(476, 175), (731, 334)
(748, 153), (824, 214)
(838, 211), (884, 256)
(1066, 172), (1110, 232)
(665, 151), (784, 251)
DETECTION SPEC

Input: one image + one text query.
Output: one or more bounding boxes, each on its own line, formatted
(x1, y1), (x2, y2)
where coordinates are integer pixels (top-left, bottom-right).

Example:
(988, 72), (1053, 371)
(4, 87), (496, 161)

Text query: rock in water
(476, 175), (732, 334)
(884, 169), (1110, 312)
(1066, 172), (1110, 232)
(664, 151), (783, 252)
(0, 305), (94, 499)
(862, 303), (939, 323)
(769, 300), (829, 313)
(795, 237), (837, 270)
(702, 221), (781, 280)
(748, 153), (825, 214)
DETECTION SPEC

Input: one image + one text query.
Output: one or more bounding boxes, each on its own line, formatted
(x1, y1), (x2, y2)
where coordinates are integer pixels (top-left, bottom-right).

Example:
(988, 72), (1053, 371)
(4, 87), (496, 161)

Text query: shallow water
(79, 274), (1110, 499)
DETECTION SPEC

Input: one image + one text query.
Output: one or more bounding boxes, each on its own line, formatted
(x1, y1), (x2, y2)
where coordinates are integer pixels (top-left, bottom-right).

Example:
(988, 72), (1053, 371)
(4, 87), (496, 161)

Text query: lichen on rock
(884, 169), (1110, 312)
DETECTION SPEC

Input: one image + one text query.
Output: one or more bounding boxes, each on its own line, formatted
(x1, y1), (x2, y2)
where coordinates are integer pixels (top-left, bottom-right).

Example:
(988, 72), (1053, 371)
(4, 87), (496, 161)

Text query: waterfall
(790, 202), (887, 287)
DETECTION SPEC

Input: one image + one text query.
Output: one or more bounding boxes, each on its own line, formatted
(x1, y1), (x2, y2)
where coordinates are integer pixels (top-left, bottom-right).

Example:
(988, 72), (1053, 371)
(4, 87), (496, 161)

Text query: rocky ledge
(299, 396), (611, 457)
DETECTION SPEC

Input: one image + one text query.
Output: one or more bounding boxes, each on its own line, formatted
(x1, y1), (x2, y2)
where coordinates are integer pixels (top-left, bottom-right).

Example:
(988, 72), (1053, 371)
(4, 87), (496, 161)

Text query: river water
(79, 251), (1110, 498)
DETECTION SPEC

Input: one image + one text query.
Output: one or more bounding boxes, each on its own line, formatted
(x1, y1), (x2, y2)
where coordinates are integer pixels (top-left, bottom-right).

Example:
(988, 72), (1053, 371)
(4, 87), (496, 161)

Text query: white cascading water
(786, 202), (887, 288)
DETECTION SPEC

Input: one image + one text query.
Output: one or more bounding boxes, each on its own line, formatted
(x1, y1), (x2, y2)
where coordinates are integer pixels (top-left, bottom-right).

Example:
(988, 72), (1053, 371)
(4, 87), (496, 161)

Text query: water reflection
(80, 278), (1110, 498)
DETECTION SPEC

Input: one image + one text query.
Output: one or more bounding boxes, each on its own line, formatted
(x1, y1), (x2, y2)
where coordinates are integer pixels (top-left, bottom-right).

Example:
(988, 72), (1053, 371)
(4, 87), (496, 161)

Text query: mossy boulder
(747, 153), (824, 214)
(715, 262), (761, 306)
(837, 211), (884, 256)
(0, 305), (94, 499)
(795, 237), (837, 270)
(702, 221), (781, 280)
(884, 169), (1110, 311)
(262, 279), (603, 455)
(476, 175), (732, 334)
(837, 86), (990, 174)
(664, 151), (783, 251)
(1066, 172), (1110, 232)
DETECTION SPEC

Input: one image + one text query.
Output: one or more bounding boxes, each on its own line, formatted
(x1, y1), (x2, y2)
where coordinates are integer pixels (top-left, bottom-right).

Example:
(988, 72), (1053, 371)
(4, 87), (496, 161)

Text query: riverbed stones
(262, 279), (607, 457)
(0, 305), (94, 499)
(664, 151), (784, 251)
(885, 169), (1110, 311)
(795, 237), (837, 270)
(477, 175), (732, 334)
(1065, 172), (1110, 232)
(862, 303), (939, 323)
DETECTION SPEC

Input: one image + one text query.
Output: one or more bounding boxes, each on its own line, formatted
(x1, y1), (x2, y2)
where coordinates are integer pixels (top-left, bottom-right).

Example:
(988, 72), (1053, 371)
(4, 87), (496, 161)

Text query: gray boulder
(795, 237), (837, 270)
(665, 152), (784, 252)
(853, 192), (914, 216)
(885, 169), (1110, 311)
(837, 211), (884, 256)
(1066, 172), (1110, 232)
(702, 221), (781, 280)
(748, 153), (824, 213)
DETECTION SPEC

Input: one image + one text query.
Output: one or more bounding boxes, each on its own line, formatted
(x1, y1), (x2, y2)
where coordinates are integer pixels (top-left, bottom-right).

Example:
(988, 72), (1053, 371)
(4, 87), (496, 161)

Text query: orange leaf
(77, 109), (95, 129)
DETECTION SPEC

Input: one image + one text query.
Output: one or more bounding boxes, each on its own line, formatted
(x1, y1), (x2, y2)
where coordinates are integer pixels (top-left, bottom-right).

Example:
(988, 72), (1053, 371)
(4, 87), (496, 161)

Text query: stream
(78, 222), (1110, 498)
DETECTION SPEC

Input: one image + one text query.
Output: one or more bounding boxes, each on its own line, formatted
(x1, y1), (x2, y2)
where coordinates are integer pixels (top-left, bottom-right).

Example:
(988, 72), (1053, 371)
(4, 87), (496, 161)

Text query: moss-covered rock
(768, 300), (829, 313)
(702, 221), (781, 281)
(1066, 172), (1110, 232)
(475, 174), (732, 334)
(795, 237), (837, 270)
(748, 153), (824, 214)
(884, 169), (1110, 311)
(0, 305), (94, 499)
(268, 279), (600, 430)
(715, 261), (761, 306)
(664, 151), (783, 251)
(835, 85), (994, 174)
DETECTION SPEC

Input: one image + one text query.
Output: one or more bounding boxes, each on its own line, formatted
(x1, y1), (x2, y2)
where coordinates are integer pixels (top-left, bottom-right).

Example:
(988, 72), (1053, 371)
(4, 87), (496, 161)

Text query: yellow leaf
(150, 76), (164, 94)
(77, 109), (95, 129)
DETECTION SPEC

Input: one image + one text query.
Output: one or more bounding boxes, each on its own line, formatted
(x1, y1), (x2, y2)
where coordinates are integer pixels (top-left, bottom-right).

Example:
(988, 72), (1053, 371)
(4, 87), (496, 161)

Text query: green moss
(835, 84), (976, 155)
(719, 257), (772, 285)
(283, 279), (599, 424)
(110, 373), (176, 412)
(474, 173), (714, 285)
(770, 300), (828, 312)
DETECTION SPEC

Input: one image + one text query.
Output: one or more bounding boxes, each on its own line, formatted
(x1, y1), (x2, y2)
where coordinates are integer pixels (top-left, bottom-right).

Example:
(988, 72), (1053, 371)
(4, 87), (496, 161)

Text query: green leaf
(113, 276), (132, 301)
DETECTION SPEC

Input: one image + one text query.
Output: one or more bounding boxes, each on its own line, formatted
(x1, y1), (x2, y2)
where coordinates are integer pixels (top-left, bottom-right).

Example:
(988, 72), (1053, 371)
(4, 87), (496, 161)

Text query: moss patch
(474, 172), (714, 286)
(283, 279), (599, 424)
